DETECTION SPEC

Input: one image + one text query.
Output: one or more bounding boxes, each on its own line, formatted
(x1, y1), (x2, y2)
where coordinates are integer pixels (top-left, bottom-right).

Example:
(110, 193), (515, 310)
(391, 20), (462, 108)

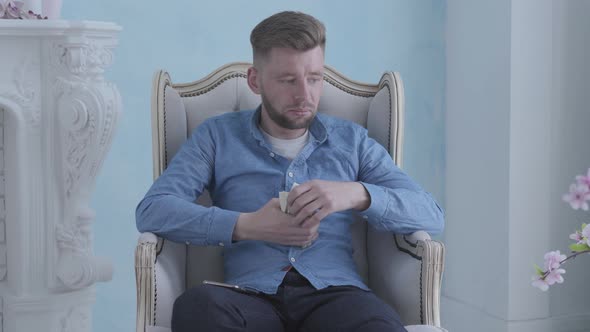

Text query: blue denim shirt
(136, 108), (444, 294)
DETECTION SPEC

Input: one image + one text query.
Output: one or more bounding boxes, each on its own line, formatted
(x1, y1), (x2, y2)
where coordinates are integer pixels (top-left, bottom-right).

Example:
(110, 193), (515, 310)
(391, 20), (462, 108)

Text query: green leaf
(582, 223), (587, 230)
(534, 264), (544, 276)
(569, 243), (590, 252)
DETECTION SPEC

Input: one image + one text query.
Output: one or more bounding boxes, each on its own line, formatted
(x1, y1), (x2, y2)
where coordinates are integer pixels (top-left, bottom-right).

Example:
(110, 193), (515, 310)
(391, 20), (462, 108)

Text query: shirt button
(218, 242), (224, 247)
(270, 152), (275, 157)
(288, 172), (294, 178)
(290, 257), (296, 263)
(185, 241), (190, 245)
(362, 215), (369, 220)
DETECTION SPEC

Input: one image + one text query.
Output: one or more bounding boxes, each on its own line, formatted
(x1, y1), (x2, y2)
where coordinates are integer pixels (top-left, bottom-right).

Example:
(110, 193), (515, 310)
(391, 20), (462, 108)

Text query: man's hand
(233, 198), (319, 246)
(287, 180), (371, 227)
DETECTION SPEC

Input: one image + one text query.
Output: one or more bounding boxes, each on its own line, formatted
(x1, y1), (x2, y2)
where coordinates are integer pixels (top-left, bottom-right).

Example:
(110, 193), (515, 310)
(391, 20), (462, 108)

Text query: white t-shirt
(260, 127), (310, 160)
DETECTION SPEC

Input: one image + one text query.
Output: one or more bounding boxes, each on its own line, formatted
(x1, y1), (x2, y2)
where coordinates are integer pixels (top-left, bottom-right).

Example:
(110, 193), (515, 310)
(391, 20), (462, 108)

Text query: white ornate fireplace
(0, 20), (121, 332)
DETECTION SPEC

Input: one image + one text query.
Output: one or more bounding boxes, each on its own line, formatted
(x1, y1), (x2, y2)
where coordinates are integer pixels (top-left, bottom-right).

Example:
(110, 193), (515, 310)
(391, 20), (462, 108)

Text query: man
(136, 11), (444, 332)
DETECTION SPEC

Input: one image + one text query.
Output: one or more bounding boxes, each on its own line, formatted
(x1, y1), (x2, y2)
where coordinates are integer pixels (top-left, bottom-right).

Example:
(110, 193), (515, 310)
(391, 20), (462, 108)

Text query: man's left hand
(287, 180), (370, 227)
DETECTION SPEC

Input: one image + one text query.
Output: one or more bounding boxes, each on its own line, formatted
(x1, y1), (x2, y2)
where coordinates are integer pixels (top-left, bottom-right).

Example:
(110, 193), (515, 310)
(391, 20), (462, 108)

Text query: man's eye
(279, 79), (296, 84)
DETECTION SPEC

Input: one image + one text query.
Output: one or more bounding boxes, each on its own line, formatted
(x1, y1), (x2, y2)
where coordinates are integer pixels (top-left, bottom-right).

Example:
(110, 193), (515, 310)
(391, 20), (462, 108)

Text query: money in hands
(279, 182), (299, 214)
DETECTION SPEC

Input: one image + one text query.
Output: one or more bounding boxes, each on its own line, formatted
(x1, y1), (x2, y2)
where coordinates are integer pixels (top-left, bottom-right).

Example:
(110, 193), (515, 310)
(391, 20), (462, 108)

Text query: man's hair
(250, 11), (326, 65)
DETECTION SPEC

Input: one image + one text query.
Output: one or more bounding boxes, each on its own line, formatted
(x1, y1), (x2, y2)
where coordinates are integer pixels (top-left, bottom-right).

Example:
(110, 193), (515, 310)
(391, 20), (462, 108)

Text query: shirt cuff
(357, 182), (388, 221)
(206, 207), (240, 247)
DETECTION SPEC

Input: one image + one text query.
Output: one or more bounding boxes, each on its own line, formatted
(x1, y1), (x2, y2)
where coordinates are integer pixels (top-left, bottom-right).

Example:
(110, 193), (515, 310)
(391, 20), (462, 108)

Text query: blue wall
(61, 1), (445, 331)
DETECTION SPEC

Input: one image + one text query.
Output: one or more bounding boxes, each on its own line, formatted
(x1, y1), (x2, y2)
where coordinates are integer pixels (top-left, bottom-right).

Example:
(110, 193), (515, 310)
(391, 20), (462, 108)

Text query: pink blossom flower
(562, 183), (590, 210)
(576, 168), (590, 187)
(531, 251), (568, 291)
(570, 230), (584, 244)
(544, 268), (566, 285)
(532, 276), (550, 291)
(533, 168), (590, 292)
(583, 224), (590, 246)
(543, 250), (566, 271)
(531, 266), (566, 291)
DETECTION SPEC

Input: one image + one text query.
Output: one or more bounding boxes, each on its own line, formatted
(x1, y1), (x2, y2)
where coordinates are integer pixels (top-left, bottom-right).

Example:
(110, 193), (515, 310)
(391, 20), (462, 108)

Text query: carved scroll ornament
(51, 40), (120, 290)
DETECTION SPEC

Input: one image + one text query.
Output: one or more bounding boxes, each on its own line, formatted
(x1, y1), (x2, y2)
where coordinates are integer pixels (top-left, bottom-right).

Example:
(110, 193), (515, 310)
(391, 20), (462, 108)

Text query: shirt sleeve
(135, 121), (239, 246)
(356, 130), (444, 235)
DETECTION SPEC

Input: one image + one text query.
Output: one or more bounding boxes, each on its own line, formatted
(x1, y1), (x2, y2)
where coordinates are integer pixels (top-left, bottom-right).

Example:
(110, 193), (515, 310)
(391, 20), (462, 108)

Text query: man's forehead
(273, 68), (324, 77)
(262, 47), (324, 73)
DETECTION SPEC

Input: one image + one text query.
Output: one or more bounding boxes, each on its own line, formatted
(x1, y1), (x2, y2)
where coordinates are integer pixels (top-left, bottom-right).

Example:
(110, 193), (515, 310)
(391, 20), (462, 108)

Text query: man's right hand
(233, 198), (319, 247)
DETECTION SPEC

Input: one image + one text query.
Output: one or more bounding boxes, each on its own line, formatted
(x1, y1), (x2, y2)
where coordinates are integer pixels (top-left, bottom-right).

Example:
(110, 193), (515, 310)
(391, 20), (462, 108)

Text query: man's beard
(261, 93), (315, 130)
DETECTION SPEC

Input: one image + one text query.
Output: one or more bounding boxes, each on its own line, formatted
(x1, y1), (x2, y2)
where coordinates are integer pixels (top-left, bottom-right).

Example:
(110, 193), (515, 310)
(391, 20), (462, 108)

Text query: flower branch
(532, 168), (590, 291)
(0, 1), (47, 19)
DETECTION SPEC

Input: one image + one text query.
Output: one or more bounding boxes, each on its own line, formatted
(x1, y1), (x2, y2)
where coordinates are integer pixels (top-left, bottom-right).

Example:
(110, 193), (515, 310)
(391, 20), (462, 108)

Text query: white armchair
(135, 63), (446, 332)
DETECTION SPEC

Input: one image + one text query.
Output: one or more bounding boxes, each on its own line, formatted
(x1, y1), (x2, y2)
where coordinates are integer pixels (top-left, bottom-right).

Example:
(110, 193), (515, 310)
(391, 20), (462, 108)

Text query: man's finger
(290, 190), (320, 216)
(287, 182), (311, 207)
(301, 209), (329, 227)
(294, 200), (323, 225)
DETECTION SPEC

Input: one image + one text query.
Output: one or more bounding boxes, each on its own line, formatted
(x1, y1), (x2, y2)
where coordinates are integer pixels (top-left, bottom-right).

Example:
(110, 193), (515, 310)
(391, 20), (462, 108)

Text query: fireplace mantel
(0, 20), (121, 332)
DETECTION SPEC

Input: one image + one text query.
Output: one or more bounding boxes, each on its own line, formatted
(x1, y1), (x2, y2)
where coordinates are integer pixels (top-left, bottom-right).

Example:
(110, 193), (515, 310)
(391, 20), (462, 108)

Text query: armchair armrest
(135, 233), (159, 332)
(135, 232), (187, 332)
(400, 232), (445, 327)
(367, 229), (445, 327)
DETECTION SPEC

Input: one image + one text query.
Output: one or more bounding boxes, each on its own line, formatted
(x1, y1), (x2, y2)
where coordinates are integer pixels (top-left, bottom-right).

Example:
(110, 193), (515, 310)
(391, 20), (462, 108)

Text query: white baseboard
(441, 295), (510, 332)
(441, 295), (590, 332)
(547, 315), (590, 332)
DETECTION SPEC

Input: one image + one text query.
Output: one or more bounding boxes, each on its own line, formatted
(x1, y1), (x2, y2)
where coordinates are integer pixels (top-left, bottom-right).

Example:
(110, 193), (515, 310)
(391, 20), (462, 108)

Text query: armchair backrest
(152, 62), (403, 175)
(150, 61), (409, 318)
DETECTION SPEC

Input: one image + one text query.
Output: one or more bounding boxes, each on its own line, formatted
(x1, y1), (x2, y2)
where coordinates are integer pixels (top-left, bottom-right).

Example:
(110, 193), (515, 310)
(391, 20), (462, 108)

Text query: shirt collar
(249, 105), (328, 144)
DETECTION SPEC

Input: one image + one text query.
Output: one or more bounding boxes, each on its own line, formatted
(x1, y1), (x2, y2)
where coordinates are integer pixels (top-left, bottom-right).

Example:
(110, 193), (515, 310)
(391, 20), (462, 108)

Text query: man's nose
(293, 80), (310, 102)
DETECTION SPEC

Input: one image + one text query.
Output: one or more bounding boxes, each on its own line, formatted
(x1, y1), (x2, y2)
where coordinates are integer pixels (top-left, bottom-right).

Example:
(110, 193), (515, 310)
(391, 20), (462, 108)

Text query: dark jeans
(172, 269), (407, 332)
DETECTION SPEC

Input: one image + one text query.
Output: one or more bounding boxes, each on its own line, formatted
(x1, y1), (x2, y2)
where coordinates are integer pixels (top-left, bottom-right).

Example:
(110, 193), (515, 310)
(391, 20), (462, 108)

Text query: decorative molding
(51, 65), (118, 290)
(323, 73), (375, 98)
(59, 306), (89, 332)
(50, 51), (118, 290)
(179, 72), (246, 98)
(51, 56), (120, 199)
(55, 208), (93, 256)
(98, 95), (116, 148)
(47, 38), (120, 291)
(55, 207), (112, 289)
(52, 40), (115, 79)
(0, 20), (120, 331)
(0, 57), (41, 129)
(54, 78), (99, 199)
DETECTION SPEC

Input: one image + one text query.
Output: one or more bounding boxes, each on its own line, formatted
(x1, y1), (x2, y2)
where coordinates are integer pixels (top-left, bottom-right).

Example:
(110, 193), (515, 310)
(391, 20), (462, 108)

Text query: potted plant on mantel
(532, 168), (590, 291)
(0, 0), (62, 20)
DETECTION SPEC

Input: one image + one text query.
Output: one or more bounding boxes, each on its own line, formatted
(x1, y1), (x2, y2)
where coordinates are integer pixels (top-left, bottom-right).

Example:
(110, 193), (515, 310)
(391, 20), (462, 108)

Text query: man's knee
(357, 294), (406, 331)
(172, 285), (245, 331)
(355, 316), (407, 332)
(172, 285), (284, 332)
(173, 285), (217, 313)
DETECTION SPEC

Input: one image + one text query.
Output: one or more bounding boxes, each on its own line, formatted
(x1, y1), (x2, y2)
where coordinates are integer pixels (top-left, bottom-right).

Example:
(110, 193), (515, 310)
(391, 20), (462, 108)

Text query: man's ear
(247, 67), (261, 95)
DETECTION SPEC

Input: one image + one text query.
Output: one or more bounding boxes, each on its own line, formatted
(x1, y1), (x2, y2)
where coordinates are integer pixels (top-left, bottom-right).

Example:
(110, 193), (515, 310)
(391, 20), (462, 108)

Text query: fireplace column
(0, 20), (121, 332)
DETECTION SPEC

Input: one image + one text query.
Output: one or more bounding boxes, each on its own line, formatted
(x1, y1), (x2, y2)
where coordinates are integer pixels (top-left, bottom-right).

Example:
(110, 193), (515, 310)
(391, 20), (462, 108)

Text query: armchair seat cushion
(146, 327), (171, 332)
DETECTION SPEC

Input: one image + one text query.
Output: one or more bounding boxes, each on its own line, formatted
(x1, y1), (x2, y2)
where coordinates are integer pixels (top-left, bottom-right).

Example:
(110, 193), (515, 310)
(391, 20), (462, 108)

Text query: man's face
(253, 46), (324, 132)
